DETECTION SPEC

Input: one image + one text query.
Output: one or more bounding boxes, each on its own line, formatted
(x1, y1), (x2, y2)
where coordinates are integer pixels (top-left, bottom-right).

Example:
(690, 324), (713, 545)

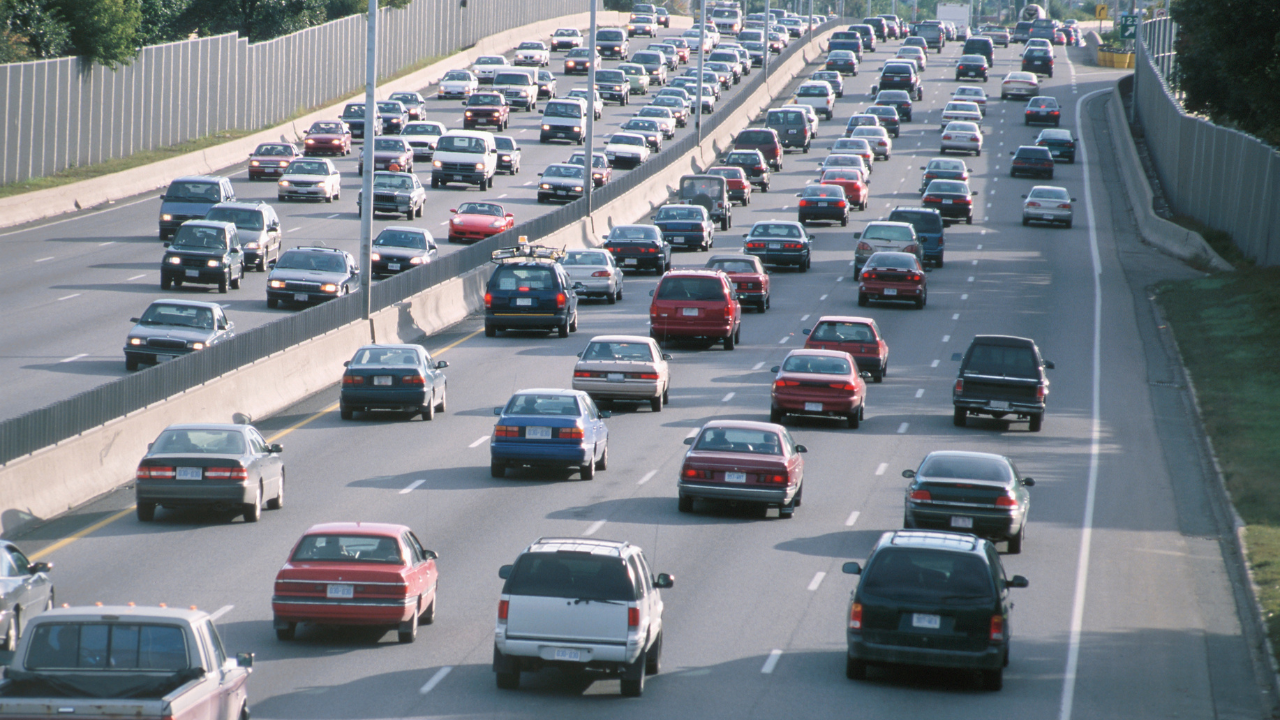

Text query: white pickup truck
(0, 605), (253, 720)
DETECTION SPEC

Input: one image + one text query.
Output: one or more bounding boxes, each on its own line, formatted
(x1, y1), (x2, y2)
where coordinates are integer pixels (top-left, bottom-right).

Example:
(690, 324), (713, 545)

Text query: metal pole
(360, 0), (376, 321)
(808, 0), (814, 34)
(764, 0), (771, 79)
(585, 0), (597, 213)
(695, 0), (706, 140)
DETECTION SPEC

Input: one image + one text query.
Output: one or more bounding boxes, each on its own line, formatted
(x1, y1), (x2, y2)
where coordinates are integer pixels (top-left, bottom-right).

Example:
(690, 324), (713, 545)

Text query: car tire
(242, 484), (262, 523)
(616, 286), (624, 301)
(230, 271), (241, 290)
(646, 632), (663, 675)
(621, 652), (646, 697)
(161, 275), (171, 290)
(398, 609), (419, 644)
(136, 502), (156, 522)
(1029, 413), (1043, 432)
(761, 182), (769, 192)
(858, 292), (869, 306)
(981, 667), (1004, 691)
(724, 331), (735, 350)
(218, 274), (229, 294)
(1008, 524), (1025, 554)
(966, 215), (972, 225)
(848, 406), (861, 429)
(422, 397), (435, 421)
(596, 443), (609, 471)
(580, 456), (596, 480)
(125, 357), (140, 372)
(275, 622), (296, 641)
(266, 472), (284, 510)
(846, 657), (867, 680)
(953, 407), (968, 427)
(841, 215), (848, 227)
(485, 325), (497, 337)
(340, 405), (353, 420)
(651, 396), (662, 412)
(678, 495), (693, 513)
(1065, 219), (1073, 229)
(916, 291), (926, 309)
(490, 460), (506, 478)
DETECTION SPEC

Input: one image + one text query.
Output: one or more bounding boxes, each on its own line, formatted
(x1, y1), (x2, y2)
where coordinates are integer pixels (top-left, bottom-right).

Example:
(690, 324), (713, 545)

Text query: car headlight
(410, 256), (425, 265)
(129, 337), (143, 346)
(370, 252), (382, 261)
(207, 259), (221, 268)
(465, 111), (473, 117)
(490, 219), (506, 228)
(540, 183), (552, 189)
(189, 341), (205, 350)
(250, 160), (260, 166)
(501, 154), (511, 161)
(573, 186), (584, 192)
(166, 256), (181, 265)
(161, 214), (173, 222)
(321, 283), (339, 293)
(475, 162), (484, 171)
(305, 138), (315, 144)
(245, 241), (259, 249)
(278, 180), (290, 187)
(542, 124), (551, 131)
(269, 279), (286, 289)
(573, 126), (582, 132)
(519, 90), (529, 96)
(433, 160), (442, 168)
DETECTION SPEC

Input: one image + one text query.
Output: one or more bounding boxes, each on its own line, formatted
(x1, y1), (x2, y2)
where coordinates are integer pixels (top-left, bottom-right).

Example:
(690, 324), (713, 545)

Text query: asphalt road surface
(8, 34), (1270, 720)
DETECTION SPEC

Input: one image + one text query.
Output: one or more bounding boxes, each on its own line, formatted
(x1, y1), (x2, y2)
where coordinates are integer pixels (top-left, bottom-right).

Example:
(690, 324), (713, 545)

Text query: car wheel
(490, 460), (506, 478)
(677, 495), (693, 513)
(981, 667), (1004, 691)
(858, 292), (869, 306)
(160, 275), (171, 290)
(230, 271), (241, 290)
(953, 407), (968, 427)
(1065, 219), (1073, 229)
(485, 325), (497, 337)
(266, 471), (284, 510)
(274, 621), (296, 641)
(761, 182), (769, 192)
(1029, 413), (1043, 432)
(724, 331), (735, 351)
(966, 215), (973, 225)
(557, 320), (569, 338)
(218, 274), (229, 294)
(646, 632), (663, 675)
(422, 397), (435, 421)
(848, 406), (861, 429)
(620, 651), (646, 696)
(340, 405), (353, 420)
(580, 455), (596, 480)
(651, 395), (663, 412)
(1008, 524), (1025, 554)
(616, 286), (623, 301)
(136, 502), (156, 522)
(846, 656), (867, 680)
(916, 291), (926, 309)
(398, 606), (419, 643)
(242, 484), (262, 523)
(841, 214), (848, 227)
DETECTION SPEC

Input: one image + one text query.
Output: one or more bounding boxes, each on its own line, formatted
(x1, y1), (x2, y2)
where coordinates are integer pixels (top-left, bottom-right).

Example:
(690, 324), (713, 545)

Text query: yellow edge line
(34, 327), (484, 557)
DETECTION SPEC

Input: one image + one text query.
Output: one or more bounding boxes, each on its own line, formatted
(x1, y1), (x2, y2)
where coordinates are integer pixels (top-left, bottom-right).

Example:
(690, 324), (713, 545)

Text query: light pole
(585, 0), (597, 212)
(764, 0), (771, 78)
(694, 0), (707, 140)
(359, 0), (376, 320)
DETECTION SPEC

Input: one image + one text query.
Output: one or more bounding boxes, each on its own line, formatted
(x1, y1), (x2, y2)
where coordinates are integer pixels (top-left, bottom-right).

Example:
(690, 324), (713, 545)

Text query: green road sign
(1119, 15), (1138, 39)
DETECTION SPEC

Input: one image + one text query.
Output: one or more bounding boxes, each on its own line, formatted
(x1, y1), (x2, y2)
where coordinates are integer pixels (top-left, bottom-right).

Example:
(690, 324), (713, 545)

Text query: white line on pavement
(836, 276), (843, 282)
(469, 435), (490, 448)
(778, 336), (789, 344)
(972, 259), (978, 265)
(967, 276), (974, 282)
(722, 392), (735, 402)
(761, 649), (783, 674)
(498, 193), (508, 198)
(952, 313), (960, 320)
(99, 241), (114, 247)
(584, 520), (606, 536)
(931, 359), (940, 367)
(807, 572), (826, 591)
(327, 213), (341, 218)
(942, 335), (950, 342)
(800, 314), (809, 322)
(845, 510), (860, 527)
(399, 479), (425, 494)
(36, 257), (53, 263)
(60, 353), (87, 363)
(57, 293), (80, 301)
(915, 388), (924, 398)
(686, 427), (700, 438)
(848, 260), (856, 265)
(976, 244), (983, 250)
(897, 422), (909, 434)
(819, 294), (828, 301)
(961, 293), (969, 300)
(752, 361), (765, 370)
(209, 605), (234, 621)
(419, 666), (453, 695)
(127, 274), (146, 281)
(638, 470), (657, 485)
(875, 462), (887, 475)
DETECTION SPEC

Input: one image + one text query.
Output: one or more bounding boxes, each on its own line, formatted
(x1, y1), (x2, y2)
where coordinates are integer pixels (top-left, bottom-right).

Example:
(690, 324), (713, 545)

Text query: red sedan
(707, 165), (752, 205)
(770, 348), (869, 428)
(818, 169), (868, 211)
(677, 420), (807, 518)
(857, 251), (928, 309)
(272, 522), (439, 643)
(303, 121), (352, 156)
(705, 253), (770, 312)
(803, 315), (889, 382)
(248, 142), (303, 180)
(447, 202), (515, 244)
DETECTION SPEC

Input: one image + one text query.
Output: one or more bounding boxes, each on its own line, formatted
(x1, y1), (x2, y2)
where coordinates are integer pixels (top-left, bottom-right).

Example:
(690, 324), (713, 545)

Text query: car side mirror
(498, 564), (513, 579)
(424, 549), (439, 560)
(654, 572), (674, 589)
(682, 437), (694, 445)
(436, 360), (449, 369)
(971, 190), (978, 196)
(1021, 194), (1028, 199)
(461, 101), (468, 106)
(1022, 477), (1036, 487)
(506, 213), (514, 218)
(902, 469), (917, 479)
(29, 561), (52, 574)
(1044, 360), (1055, 369)
(599, 410), (612, 418)
(1009, 575), (1029, 588)
(860, 371), (873, 379)
(236, 652), (254, 668)
(1071, 198), (1077, 202)
(661, 353), (672, 360)
(794, 444), (808, 453)
(841, 561), (862, 575)
(493, 407), (503, 415)
(648, 289), (655, 296)
(268, 259), (277, 268)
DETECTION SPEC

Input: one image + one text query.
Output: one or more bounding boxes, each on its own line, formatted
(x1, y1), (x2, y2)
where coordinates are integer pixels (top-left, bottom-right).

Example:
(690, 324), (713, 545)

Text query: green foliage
(50, 0), (143, 67)
(137, 0), (193, 46)
(2, 0), (72, 58)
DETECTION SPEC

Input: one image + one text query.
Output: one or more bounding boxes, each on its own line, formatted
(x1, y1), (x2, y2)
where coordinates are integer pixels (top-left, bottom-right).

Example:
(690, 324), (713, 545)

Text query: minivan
(765, 107), (812, 152)
(888, 206), (945, 267)
(539, 98), (587, 144)
(648, 270), (742, 349)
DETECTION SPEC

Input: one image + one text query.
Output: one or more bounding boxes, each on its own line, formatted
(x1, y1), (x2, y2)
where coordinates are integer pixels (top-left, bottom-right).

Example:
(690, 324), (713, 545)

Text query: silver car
(560, 249), (623, 302)
(572, 335), (671, 410)
(853, 220), (920, 269)
(1021, 185), (1075, 228)
(0, 540), (54, 652)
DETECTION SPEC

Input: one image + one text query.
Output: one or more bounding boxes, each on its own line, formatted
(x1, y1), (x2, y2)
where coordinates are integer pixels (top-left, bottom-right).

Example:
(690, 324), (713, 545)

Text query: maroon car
(648, 269), (741, 349)
(303, 120), (352, 156)
(705, 253), (769, 312)
(707, 166), (753, 205)
(462, 92), (510, 130)
(769, 349), (869, 428)
(732, 128), (784, 171)
(858, 251), (928, 308)
(803, 315), (889, 381)
(677, 420), (807, 518)
(248, 142), (303, 180)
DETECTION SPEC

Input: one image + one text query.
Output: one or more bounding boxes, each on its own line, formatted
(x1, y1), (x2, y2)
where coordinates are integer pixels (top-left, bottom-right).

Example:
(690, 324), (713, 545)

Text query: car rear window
(491, 266), (557, 291)
(889, 211), (943, 233)
(656, 276), (726, 301)
(782, 354), (851, 374)
(694, 427), (783, 454)
(964, 343), (1039, 377)
(151, 428), (244, 454)
(811, 321), (874, 342)
(708, 258), (758, 273)
(291, 534), (403, 563)
(26, 623), (190, 670)
(863, 224), (913, 242)
(919, 455), (1012, 482)
(767, 110), (806, 126)
(861, 548), (993, 603)
(170, 225), (227, 251)
(737, 130), (776, 144)
(505, 552), (636, 601)
(582, 341), (654, 361)
(349, 347), (419, 366)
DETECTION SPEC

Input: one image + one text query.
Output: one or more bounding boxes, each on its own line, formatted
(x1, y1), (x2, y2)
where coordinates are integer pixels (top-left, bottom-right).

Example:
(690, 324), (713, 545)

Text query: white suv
(494, 537), (674, 696)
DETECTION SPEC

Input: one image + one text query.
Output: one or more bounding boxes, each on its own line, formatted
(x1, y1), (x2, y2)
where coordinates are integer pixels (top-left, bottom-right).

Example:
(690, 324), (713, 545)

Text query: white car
(682, 28), (714, 53)
(817, 152), (870, 178)
(940, 101), (983, 130)
(277, 157), (340, 202)
(952, 85), (989, 115)
(438, 69), (478, 100)
(851, 125), (892, 159)
(1023, 38), (1054, 57)
(940, 121), (983, 155)
(635, 105), (677, 138)
(794, 103), (820, 135)
(1022, 185), (1075, 228)
(566, 87), (604, 119)
(829, 137), (875, 173)
(1001, 71), (1040, 100)
(793, 80), (836, 120)
(571, 335), (670, 401)
(605, 132), (652, 167)
(400, 120), (447, 160)
(561, 255), (625, 304)
(550, 27), (583, 51)
(471, 55), (510, 83)
(514, 41), (550, 67)
(895, 46), (928, 70)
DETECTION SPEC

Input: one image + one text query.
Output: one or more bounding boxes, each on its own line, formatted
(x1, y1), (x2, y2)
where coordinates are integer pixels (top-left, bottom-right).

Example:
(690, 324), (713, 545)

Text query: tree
(50, 0), (142, 67)
(137, 0), (193, 46)
(2, 0), (71, 58)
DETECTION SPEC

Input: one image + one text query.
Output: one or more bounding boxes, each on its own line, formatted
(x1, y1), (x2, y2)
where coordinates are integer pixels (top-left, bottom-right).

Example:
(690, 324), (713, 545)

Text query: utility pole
(764, 0), (771, 78)
(695, 0), (707, 140)
(360, 0), (376, 321)
(585, 0), (597, 212)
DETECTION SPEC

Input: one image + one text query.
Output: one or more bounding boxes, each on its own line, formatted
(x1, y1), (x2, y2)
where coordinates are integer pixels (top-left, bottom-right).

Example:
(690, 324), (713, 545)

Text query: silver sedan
(1021, 185), (1076, 228)
(560, 249), (624, 303)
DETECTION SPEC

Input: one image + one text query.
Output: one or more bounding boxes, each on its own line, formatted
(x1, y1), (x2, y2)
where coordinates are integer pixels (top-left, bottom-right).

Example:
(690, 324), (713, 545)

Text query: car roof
(37, 605), (211, 623)
(784, 348), (855, 360)
(699, 419), (786, 433)
(864, 220), (915, 229)
(171, 175), (225, 184)
(661, 268), (728, 279)
(891, 206), (943, 216)
(583, 334), (656, 344)
(284, 245), (349, 255)
(882, 529), (984, 552)
(301, 521), (410, 537)
(528, 537), (628, 556)
(509, 387), (587, 397)
(162, 422), (250, 432)
(146, 298), (225, 311)
(971, 334), (1037, 347)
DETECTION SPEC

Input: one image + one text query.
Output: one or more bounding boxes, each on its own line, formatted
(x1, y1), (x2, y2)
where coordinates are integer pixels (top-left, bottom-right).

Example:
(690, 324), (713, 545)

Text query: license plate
(989, 400), (1010, 410)
(769, 242), (781, 249)
(554, 648), (582, 661)
(1042, 214), (1055, 220)
(526, 426), (552, 439)
(326, 584), (354, 599)
(884, 288), (897, 296)
(185, 269), (199, 278)
(817, 201), (829, 207)
(912, 613), (942, 629)
(449, 174), (461, 180)
(725, 471), (747, 483)
(681, 307), (699, 316)
(294, 293), (309, 303)
(388, 263), (400, 271)
(625, 259), (638, 266)
(804, 402), (823, 411)
(374, 376), (392, 386)
(607, 373), (625, 382)
(788, 129), (797, 134)
(515, 298), (533, 306)
(176, 466), (202, 480)
(556, 189), (567, 194)
(950, 516), (974, 529)
(943, 199), (954, 204)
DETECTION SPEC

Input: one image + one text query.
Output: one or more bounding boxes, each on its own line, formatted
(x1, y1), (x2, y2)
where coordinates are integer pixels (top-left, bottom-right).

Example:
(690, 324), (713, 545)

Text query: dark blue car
(888, 207), (946, 267)
(490, 389), (610, 479)
(339, 344), (448, 421)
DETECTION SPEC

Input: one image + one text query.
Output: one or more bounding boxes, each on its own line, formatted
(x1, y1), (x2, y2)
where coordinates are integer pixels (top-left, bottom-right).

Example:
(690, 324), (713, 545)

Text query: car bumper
(614, 255), (664, 271)
(1024, 208), (1072, 223)
(746, 248), (808, 267)
(940, 141), (981, 153)
(678, 480), (796, 505)
(161, 267), (226, 285)
(449, 226), (502, 242)
(661, 232), (711, 248)
(848, 635), (1005, 670)
(537, 188), (584, 203)
(491, 441), (593, 467)
(249, 166), (287, 178)
(541, 127), (584, 142)
(497, 636), (638, 667)
(1011, 164), (1053, 176)
(267, 288), (339, 305)
(136, 482), (254, 507)
(372, 201), (414, 215)
(798, 207), (847, 221)
(778, 133), (809, 148)
(434, 170), (486, 184)
(273, 596), (415, 626)
(279, 186), (329, 200)
(574, 378), (661, 399)
(340, 386), (429, 410)
(954, 397), (1045, 415)
(566, 277), (614, 295)
(772, 393), (858, 415)
(929, 203), (972, 219)
(650, 320), (733, 339)
(906, 504), (1021, 540)
(487, 311), (570, 330)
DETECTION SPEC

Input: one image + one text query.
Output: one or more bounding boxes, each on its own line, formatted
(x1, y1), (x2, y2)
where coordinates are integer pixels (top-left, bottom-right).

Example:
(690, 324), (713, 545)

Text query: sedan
(400, 121), (446, 161)
(356, 171), (426, 220)
(770, 349), (869, 428)
(825, 50), (859, 75)
(271, 522), (439, 643)
(1001, 71), (1040, 100)
(803, 315), (889, 381)
(857, 250), (928, 308)
(707, 166), (752, 206)
(874, 90), (915, 121)
(854, 221), (920, 270)
(490, 389), (610, 479)
(388, 91), (426, 121)
(471, 55), (510, 83)
(438, 69), (478, 99)
(514, 41), (550, 66)
(1025, 95), (1062, 126)
(810, 69), (845, 97)
(372, 226), (438, 274)
(850, 126), (892, 160)
(863, 105), (901, 137)
(903, 450), (1035, 553)
(794, 80), (836, 120)
(722, 149), (771, 190)
(635, 105), (677, 138)
(1022, 47), (1054, 76)
(277, 158), (340, 203)
(1036, 127), (1077, 163)
(678, 420), (807, 518)
(940, 121), (984, 156)
(462, 92), (510, 130)
(0, 541), (53, 652)
(706, 253), (770, 312)
(1022, 185), (1076, 228)
(605, 132), (651, 168)
(340, 343), (448, 420)
(650, 95), (689, 126)
(743, 220), (812, 272)
(829, 138), (875, 171)
(124, 299), (234, 370)
(919, 157), (971, 193)
(302, 120), (351, 156)
(248, 142), (302, 180)
(536, 163), (587, 204)
(627, 14), (657, 37)
(797, 184), (851, 226)
(817, 169), (869, 211)
(954, 54), (989, 81)
(952, 85), (989, 114)
(1010, 145), (1056, 178)
(535, 70), (558, 99)
(922, 179), (978, 223)
(653, 203), (715, 251)
(265, 246), (359, 309)
(940, 101), (983, 130)
(603, 224), (671, 274)
(620, 117), (664, 152)
(550, 27), (583, 51)
(358, 137), (414, 175)
(572, 335), (670, 410)
(563, 47), (599, 75)
(560, 249), (624, 303)
(567, 150), (613, 187)
(134, 422), (284, 522)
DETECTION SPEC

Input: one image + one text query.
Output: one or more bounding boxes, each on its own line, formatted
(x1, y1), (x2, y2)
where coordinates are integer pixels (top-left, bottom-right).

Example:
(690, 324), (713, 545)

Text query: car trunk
(775, 372), (855, 402)
(497, 414), (584, 443)
(958, 374), (1040, 401)
(276, 562), (408, 603)
(682, 450), (790, 488)
(574, 360), (657, 386)
(859, 594), (993, 653)
(915, 479), (1007, 506)
(505, 595), (630, 645)
(605, 240), (663, 266)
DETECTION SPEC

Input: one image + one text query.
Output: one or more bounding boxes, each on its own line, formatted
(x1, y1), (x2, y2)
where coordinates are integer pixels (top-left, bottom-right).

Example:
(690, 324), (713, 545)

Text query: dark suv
(1009, 145), (1055, 179)
(962, 36), (995, 64)
(952, 335), (1054, 431)
(888, 207), (945, 267)
(766, 107), (812, 153)
(484, 247), (581, 338)
(158, 176), (236, 241)
(841, 530), (1029, 690)
(874, 64), (922, 100)
(160, 220), (244, 293)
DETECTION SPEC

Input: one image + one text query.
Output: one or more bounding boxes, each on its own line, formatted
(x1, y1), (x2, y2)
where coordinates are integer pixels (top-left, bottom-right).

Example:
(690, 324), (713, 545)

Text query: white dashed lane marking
(584, 520), (606, 536)
(875, 462), (887, 475)
(400, 479), (425, 494)
(807, 572), (826, 591)
(897, 422), (909, 434)
(638, 470), (657, 485)
(58, 293), (80, 301)
(419, 667), (452, 695)
(722, 392), (735, 402)
(469, 435), (490, 448)
(915, 388), (924, 398)
(931, 359), (940, 367)
(128, 274), (146, 281)
(761, 649), (783, 674)
(60, 353), (87, 363)
(752, 361), (765, 370)
(36, 257), (53, 263)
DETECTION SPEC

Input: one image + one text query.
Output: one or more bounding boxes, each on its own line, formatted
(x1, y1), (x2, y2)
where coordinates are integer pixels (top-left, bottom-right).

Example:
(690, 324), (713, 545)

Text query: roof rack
(491, 237), (565, 264)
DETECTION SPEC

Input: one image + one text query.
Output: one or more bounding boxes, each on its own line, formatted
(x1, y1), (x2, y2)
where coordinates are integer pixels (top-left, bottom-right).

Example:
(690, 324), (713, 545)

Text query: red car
(803, 315), (889, 381)
(669, 38), (691, 63)
(818, 169), (869, 211)
(448, 201), (515, 244)
(857, 251), (928, 309)
(272, 522), (439, 643)
(248, 142), (303, 181)
(732, 128), (783, 171)
(462, 92), (510, 130)
(303, 120), (352, 156)
(769, 348), (869, 428)
(705, 253), (769, 312)
(677, 420), (807, 518)
(707, 165), (753, 205)
(649, 269), (742, 349)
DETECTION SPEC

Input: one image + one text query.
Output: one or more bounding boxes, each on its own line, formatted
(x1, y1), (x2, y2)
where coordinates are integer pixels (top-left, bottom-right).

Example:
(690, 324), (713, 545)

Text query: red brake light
(1037, 384), (1049, 400)
(137, 465), (175, 480)
(484, 292), (493, 308)
(909, 489), (932, 501)
(494, 425), (519, 437)
(342, 374), (364, 385)
(849, 602), (863, 630)
(907, 272), (922, 282)
(773, 379), (800, 388)
(401, 374), (426, 385)
(633, 372), (661, 380)
(1026, 201), (1041, 208)
(829, 381), (856, 391)
(857, 241), (872, 252)
(204, 466), (248, 481)
(628, 607), (640, 629)
(498, 599), (509, 621)
(989, 614), (1004, 642)
(683, 467), (711, 479)
(573, 370), (594, 378)
(836, 200), (846, 208)
(924, 195), (940, 203)
(798, 199), (810, 207)
(557, 426), (585, 439)
(955, 378), (964, 393)
(556, 292), (567, 308)
(591, 270), (611, 277)
(942, 134), (952, 140)
(995, 495), (1018, 507)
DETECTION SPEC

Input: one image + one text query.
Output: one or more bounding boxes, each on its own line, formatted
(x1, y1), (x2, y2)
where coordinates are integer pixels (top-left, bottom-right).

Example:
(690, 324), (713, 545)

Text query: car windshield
(170, 225), (227, 250)
(782, 354), (852, 374)
(492, 266), (556, 291)
(165, 181), (220, 203)
(436, 136), (485, 153)
(203, 208), (264, 231)
(634, 53), (661, 64)
(863, 225), (913, 242)
(308, 121), (343, 133)
(376, 102), (402, 114)
(151, 428), (244, 454)
(443, 70), (471, 81)
(639, 107), (669, 118)
(861, 548), (994, 603)
(965, 343), (1040, 377)
(504, 393), (582, 416)
(390, 93), (419, 104)
(797, 85), (828, 96)
(567, 48), (591, 57)
(373, 174), (414, 190)
(476, 56), (506, 65)
(458, 202), (504, 216)
(581, 340), (653, 361)
(920, 454), (1013, 482)
(283, 160), (330, 176)
(253, 144), (293, 156)
(138, 302), (215, 329)
(693, 427), (784, 455)
(750, 223), (802, 238)
(373, 230), (427, 249)
(495, 73), (533, 85)
(656, 206), (705, 221)
(811, 321), (874, 342)
(544, 102), (582, 118)
(291, 534), (403, 564)
(466, 94), (503, 106)
(563, 251), (610, 266)
(554, 29), (578, 37)
(374, 139), (406, 151)
(598, 29), (624, 41)
(26, 623), (190, 671)
(544, 165), (583, 179)
(624, 119), (656, 131)
(611, 134), (644, 147)
(275, 251), (347, 272)
(504, 552), (636, 602)
(568, 154), (607, 168)
(350, 347), (420, 366)
(518, 42), (543, 50)
(597, 70), (625, 83)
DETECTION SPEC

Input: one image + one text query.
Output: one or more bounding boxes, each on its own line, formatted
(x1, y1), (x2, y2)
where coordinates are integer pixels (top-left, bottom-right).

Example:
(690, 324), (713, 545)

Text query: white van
(539, 98), (588, 144)
(431, 130), (500, 190)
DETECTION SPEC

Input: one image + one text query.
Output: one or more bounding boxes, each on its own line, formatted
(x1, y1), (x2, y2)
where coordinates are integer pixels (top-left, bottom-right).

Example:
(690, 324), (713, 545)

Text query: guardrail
(0, 21), (834, 467)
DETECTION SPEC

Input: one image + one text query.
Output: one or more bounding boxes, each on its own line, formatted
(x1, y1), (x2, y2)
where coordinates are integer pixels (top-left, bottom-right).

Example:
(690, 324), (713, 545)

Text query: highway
(9, 29), (1270, 720)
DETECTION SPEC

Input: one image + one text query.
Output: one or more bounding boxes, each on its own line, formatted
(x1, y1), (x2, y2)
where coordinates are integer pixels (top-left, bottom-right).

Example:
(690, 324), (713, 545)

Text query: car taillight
(798, 199), (810, 207)
(957, 197), (971, 205)
(591, 270), (611, 277)
(904, 243), (919, 254)
(494, 425), (519, 438)
(829, 381), (856, 391)
(1037, 384), (1049, 400)
(763, 474), (788, 484)
(682, 467), (711, 479)
(205, 466), (248, 480)
(849, 603), (863, 630)
(556, 292), (567, 308)
(573, 370), (596, 378)
(557, 426), (585, 439)
(746, 241), (765, 249)
(989, 614), (1004, 642)
(907, 272), (922, 282)
(1058, 203), (1072, 209)
(342, 374), (364, 385)
(996, 495), (1018, 508)
(835, 200), (846, 208)
(942, 134), (952, 140)
(924, 195), (940, 203)
(861, 271), (876, 281)
(484, 292), (493, 308)
(137, 465), (175, 480)
(633, 372), (661, 380)
(955, 378), (964, 393)
(1026, 201), (1041, 208)
(402, 375), (426, 385)
(774, 379), (800, 388)
(498, 599), (509, 621)
(628, 607), (640, 629)
(909, 489), (932, 501)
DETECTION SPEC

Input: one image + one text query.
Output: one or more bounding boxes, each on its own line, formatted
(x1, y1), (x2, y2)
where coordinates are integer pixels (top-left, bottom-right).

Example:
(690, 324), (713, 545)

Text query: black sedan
(1022, 48), (1054, 77)
(603, 224), (672, 274)
(955, 54), (989, 81)
(1035, 127), (1077, 163)
(537, 163), (587, 204)
(902, 450), (1034, 553)
(722, 149), (771, 190)
(1010, 145), (1055, 178)
(922, 179), (978, 224)
(652, 204), (715, 251)
(357, 171), (426, 219)
(495, 135), (521, 174)
(825, 50), (858, 75)
(742, 220), (812, 271)
(864, 105), (900, 136)
(796, 184), (851, 226)
(124, 299), (235, 371)
(874, 90), (914, 121)
(371, 226), (438, 278)
(1024, 96), (1061, 126)
(135, 423), (285, 523)
(0, 541), (54, 652)
(340, 343), (448, 421)
(377, 100), (409, 133)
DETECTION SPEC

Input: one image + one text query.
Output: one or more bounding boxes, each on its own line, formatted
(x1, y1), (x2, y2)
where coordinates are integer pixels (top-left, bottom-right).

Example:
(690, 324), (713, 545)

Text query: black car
(722, 149), (770, 190)
(952, 334), (1054, 431)
(357, 171), (427, 219)
(595, 27), (629, 58)
(124, 299), (235, 370)
(266, 246), (360, 308)
(1022, 48), (1054, 77)
(652, 204), (715, 251)
(204, 201), (281, 271)
(888, 206), (945, 266)
(797, 184), (850, 226)
(1009, 145), (1055, 178)
(955, 54), (989, 81)
(603, 224), (672, 274)
(962, 36), (995, 64)
(484, 246), (581, 338)
(376, 100), (409, 134)
(536, 70), (558, 99)
(371, 226), (438, 278)
(1024, 96), (1061, 126)
(160, 220), (245, 292)
(0, 540), (54, 651)
(339, 343), (448, 421)
(742, 220), (812, 271)
(341, 102), (382, 140)
(903, 451), (1034, 553)
(875, 63), (921, 100)
(134, 423), (284, 523)
(1035, 127), (1076, 163)
(841, 530), (1029, 690)
(863, 105), (900, 136)
(495, 135), (521, 174)
(537, 163), (587, 204)
(921, 179), (977, 224)
(874, 90), (914, 121)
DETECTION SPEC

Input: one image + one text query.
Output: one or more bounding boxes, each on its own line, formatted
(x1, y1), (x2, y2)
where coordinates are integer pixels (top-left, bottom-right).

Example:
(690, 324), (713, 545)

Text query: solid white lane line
(778, 336), (789, 344)
(915, 388), (924, 398)
(800, 314), (809, 322)
(638, 470), (657, 485)
(849, 260), (856, 265)
(36, 256), (53, 263)
(57, 293), (80, 301)
(952, 313), (960, 320)
(875, 462), (887, 475)
(327, 213), (341, 218)
(439, 221), (449, 226)
(761, 649), (783, 674)
(931, 359), (940, 368)
(419, 666), (452, 695)
(722, 392), (735, 402)
(127, 274), (146, 281)
(819, 294), (828, 301)
(807, 572), (826, 591)
(288, 227), (301, 232)
(400, 479), (426, 495)
(498, 193), (508, 198)
(99, 241), (114, 247)
(60, 353), (87, 363)
(752, 361), (765, 370)
(845, 510), (860, 527)
(584, 520), (606, 536)
(967, 276), (974, 282)
(209, 605), (234, 621)
(469, 435), (490, 448)
(897, 422), (909, 434)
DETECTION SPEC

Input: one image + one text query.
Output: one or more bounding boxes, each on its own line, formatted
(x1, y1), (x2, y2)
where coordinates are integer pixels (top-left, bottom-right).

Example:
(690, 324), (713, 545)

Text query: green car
(618, 63), (651, 95)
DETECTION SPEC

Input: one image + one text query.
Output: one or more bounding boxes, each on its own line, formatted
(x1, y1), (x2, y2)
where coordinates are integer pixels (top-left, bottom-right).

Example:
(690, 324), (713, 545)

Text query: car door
(264, 207), (282, 255)
(3, 546), (49, 633)
(200, 619), (250, 720)
(404, 532), (438, 605)
(227, 228), (245, 279)
(247, 428), (282, 496)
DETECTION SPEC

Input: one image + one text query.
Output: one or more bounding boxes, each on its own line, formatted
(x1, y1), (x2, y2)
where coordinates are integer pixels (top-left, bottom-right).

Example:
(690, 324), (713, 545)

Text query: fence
(0, 0), (580, 187)
(0, 20), (833, 466)
(1135, 17), (1280, 265)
